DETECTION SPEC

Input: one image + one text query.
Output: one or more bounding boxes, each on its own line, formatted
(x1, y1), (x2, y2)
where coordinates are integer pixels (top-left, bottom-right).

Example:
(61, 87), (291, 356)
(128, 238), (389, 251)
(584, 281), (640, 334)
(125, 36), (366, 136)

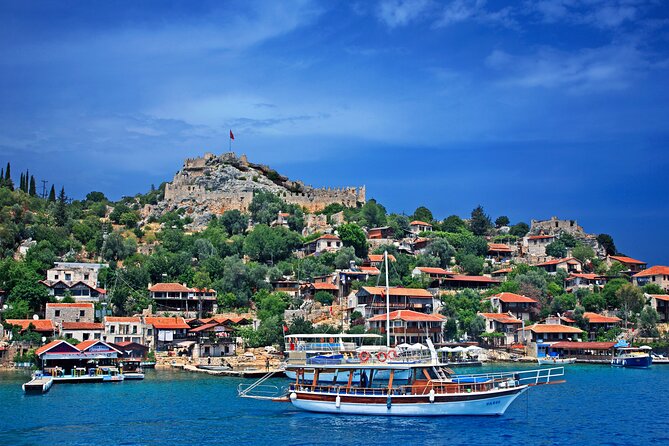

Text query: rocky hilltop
(148, 152), (365, 228)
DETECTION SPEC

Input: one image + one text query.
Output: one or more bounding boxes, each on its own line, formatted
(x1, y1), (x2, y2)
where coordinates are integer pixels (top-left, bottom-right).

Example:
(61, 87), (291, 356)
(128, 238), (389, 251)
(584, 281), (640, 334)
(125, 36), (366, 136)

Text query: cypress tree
(25, 170), (30, 192)
(20, 173), (24, 191)
(4, 162), (13, 190)
(54, 186), (68, 226)
(48, 185), (56, 202)
(29, 175), (36, 196)
(0, 168), (3, 187)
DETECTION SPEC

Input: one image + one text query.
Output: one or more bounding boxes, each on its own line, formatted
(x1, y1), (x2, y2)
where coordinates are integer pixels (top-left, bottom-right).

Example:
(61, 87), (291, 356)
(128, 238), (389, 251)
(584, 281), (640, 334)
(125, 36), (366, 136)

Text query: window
(80, 310), (85, 317)
(110, 325), (115, 333)
(54, 274), (59, 280)
(132, 326), (137, 334)
(83, 333), (90, 341)
(55, 310), (61, 317)
(65, 273), (72, 281)
(94, 333), (101, 340)
(147, 329), (153, 336)
(84, 274), (89, 281)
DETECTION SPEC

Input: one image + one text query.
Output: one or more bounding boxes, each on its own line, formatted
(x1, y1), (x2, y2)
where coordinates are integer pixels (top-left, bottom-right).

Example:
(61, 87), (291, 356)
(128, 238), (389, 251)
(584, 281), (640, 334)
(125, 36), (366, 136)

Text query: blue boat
(611, 341), (653, 368)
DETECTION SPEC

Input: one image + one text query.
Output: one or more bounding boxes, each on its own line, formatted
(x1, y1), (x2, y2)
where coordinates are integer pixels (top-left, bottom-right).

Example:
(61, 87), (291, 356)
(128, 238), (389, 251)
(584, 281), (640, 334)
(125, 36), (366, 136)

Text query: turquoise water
(1, 364), (668, 446)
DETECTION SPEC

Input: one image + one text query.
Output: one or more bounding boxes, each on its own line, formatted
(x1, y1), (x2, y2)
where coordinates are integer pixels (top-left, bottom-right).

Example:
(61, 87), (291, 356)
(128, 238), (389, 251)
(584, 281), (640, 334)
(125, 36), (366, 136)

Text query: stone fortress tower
(160, 152), (365, 217)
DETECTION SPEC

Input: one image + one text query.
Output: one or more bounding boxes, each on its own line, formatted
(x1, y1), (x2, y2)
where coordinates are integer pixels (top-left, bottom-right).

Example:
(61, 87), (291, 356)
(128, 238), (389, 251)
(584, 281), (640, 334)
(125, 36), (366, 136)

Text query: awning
(176, 341), (196, 348)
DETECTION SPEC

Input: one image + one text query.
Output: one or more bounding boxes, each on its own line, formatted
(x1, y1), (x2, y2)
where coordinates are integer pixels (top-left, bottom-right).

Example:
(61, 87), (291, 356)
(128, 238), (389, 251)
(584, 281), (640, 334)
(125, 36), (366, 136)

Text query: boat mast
(385, 250), (390, 348)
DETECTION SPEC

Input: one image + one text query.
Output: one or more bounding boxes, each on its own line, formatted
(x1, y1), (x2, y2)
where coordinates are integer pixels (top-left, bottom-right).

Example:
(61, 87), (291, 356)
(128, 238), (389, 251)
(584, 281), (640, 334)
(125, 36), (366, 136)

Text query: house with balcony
(411, 267), (456, 287)
(270, 280), (301, 298)
(149, 283), (217, 317)
(440, 275), (501, 290)
(633, 266), (669, 291)
(479, 312), (523, 346)
(104, 316), (144, 344)
(144, 316), (190, 351)
(488, 292), (538, 321)
(487, 243), (514, 262)
(41, 262), (108, 302)
(367, 310), (445, 346)
(60, 322), (103, 342)
(353, 287), (437, 319)
(564, 273), (607, 292)
(367, 226), (394, 240)
(188, 320), (237, 358)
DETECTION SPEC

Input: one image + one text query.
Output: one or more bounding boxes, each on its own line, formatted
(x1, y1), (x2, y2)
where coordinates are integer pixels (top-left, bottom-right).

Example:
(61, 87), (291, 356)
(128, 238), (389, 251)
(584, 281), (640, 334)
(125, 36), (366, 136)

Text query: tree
(572, 244), (595, 263)
(509, 222), (529, 237)
(85, 191), (107, 202)
(441, 215), (466, 233)
(334, 246), (358, 269)
(602, 278), (628, 309)
(119, 211), (140, 229)
(469, 205), (492, 236)
(558, 232), (577, 248)
(48, 185), (56, 202)
(337, 223), (368, 257)
(426, 238), (455, 269)
(192, 271), (212, 291)
(243, 225), (301, 263)
(455, 253), (484, 275)
(54, 187), (68, 226)
(642, 283), (664, 295)
(545, 240), (567, 258)
(3, 162), (13, 190)
(638, 306), (659, 337)
(615, 283), (644, 328)
(550, 293), (577, 314)
(359, 199), (387, 228)
(597, 234), (617, 256)
(581, 291), (606, 312)
(102, 232), (136, 261)
(219, 210), (248, 235)
(193, 238), (216, 261)
(314, 290), (334, 305)
(29, 176), (36, 196)
(248, 190), (284, 225)
(412, 206), (433, 224)
(494, 216), (510, 228)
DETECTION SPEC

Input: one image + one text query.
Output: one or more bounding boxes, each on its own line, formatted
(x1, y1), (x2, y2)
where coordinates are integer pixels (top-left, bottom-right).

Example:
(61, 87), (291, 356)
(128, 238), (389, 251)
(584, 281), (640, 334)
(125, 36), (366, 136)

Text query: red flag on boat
(283, 324), (289, 333)
(229, 130), (235, 140)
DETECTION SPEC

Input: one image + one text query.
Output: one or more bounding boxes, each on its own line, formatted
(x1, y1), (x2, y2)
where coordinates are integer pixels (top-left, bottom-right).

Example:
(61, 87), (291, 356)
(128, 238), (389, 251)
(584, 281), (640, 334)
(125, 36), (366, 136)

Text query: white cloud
(434, 0), (516, 28)
(529, 0), (647, 29)
(486, 44), (651, 93)
(376, 0), (432, 28)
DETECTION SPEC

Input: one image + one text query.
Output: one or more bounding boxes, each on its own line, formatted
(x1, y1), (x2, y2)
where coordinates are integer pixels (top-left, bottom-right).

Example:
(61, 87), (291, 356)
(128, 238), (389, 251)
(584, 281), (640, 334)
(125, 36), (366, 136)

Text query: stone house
(45, 262), (107, 287)
(148, 283), (217, 317)
(523, 234), (556, 257)
(46, 302), (95, 325)
(647, 294), (669, 323)
(633, 265), (669, 291)
(367, 310), (445, 345)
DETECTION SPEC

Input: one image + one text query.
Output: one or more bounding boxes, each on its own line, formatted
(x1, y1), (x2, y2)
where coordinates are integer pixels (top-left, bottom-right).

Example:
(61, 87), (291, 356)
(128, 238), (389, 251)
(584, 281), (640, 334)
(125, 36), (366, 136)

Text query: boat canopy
(284, 333), (383, 339)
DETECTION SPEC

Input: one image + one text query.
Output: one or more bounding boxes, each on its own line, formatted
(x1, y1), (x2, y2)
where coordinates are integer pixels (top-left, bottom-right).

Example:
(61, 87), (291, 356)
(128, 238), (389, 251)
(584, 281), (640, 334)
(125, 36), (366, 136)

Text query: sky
(0, 0), (668, 265)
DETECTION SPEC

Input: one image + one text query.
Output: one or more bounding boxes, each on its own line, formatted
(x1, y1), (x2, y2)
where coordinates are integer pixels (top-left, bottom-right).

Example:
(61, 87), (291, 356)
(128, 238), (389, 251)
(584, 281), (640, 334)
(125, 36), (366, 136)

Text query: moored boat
(538, 356), (576, 365)
(22, 373), (54, 394)
(611, 345), (652, 368)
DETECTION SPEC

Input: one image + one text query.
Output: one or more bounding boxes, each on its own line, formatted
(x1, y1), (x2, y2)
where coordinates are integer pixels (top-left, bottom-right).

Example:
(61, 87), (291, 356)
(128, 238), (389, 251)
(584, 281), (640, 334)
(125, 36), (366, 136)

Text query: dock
(22, 375), (54, 394)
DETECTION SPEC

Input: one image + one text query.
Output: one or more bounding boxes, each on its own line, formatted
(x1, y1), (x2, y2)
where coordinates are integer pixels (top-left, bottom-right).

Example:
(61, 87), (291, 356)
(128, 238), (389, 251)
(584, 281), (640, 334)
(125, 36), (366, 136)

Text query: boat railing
(238, 370), (288, 400)
(454, 367), (564, 386)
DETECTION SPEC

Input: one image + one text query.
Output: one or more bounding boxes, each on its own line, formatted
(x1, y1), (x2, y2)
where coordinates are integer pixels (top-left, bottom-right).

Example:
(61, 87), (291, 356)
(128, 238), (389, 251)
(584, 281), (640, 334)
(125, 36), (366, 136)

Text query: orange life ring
(387, 349), (398, 360)
(359, 351), (371, 362)
(329, 337), (334, 343)
(377, 351), (387, 362)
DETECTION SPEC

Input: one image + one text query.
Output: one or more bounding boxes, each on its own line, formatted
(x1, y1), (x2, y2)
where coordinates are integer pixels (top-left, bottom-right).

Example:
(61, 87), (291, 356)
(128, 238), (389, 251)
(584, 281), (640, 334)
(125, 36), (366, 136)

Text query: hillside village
(1, 154), (668, 367)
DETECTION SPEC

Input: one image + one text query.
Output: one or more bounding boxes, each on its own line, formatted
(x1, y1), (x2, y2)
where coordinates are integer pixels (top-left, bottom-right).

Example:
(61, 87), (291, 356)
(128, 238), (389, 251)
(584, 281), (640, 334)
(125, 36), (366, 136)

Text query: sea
(0, 364), (667, 446)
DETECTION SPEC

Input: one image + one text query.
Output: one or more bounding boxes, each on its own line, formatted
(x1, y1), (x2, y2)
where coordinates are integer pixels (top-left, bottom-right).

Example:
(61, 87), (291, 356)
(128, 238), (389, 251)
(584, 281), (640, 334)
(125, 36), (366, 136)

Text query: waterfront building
(144, 316), (190, 351)
(35, 339), (121, 372)
(148, 283), (217, 317)
(367, 309), (445, 345)
(60, 322), (103, 342)
(46, 302), (94, 325)
(548, 341), (616, 362)
(354, 286), (436, 319)
(188, 320), (237, 358)
(103, 316), (144, 344)
(479, 312), (523, 346)
(4, 319), (56, 338)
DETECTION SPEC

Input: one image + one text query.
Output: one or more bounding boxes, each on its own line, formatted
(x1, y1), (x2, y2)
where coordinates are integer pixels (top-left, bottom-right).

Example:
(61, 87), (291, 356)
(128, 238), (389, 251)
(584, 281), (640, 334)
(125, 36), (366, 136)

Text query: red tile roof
(491, 292), (537, 303)
(105, 316), (141, 323)
(61, 322), (104, 330)
(368, 310), (445, 323)
(368, 254), (397, 262)
(46, 302), (94, 309)
(4, 319), (55, 332)
(35, 340), (78, 356)
(525, 324), (583, 334)
(311, 282), (338, 290)
(649, 294), (669, 302)
(410, 220), (432, 227)
(537, 257), (580, 267)
(610, 255), (646, 265)
(360, 286), (433, 298)
(415, 267), (455, 275)
(479, 313), (523, 324)
(633, 265), (669, 278)
(145, 316), (190, 329)
(358, 266), (381, 275)
(527, 234), (555, 240)
(583, 312), (621, 324)
(488, 243), (513, 252)
(550, 341), (615, 350)
(491, 268), (513, 274)
(443, 275), (501, 284)
(568, 273), (599, 280)
(317, 234), (340, 241)
(148, 283), (192, 292)
(77, 340), (122, 353)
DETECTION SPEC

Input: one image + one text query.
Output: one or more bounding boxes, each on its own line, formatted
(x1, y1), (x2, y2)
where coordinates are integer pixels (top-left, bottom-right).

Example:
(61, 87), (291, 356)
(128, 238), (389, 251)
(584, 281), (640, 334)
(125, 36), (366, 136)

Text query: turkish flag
(229, 130), (235, 140)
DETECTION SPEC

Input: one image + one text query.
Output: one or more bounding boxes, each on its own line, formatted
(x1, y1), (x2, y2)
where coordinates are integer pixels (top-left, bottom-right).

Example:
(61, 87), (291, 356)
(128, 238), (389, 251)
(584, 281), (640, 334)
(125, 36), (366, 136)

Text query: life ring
(329, 337), (334, 343)
(359, 351), (371, 362)
(377, 351), (387, 362)
(387, 349), (398, 360)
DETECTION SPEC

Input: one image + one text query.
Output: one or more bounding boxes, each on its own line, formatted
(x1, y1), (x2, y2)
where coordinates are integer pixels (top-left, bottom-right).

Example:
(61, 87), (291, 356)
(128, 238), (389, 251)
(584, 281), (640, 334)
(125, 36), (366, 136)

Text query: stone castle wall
(162, 152), (365, 214)
(530, 217), (584, 235)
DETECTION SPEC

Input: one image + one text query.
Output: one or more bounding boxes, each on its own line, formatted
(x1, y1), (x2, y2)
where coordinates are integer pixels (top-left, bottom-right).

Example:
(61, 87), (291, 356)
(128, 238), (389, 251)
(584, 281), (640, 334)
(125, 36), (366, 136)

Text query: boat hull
(289, 386), (527, 416)
(538, 358), (576, 365)
(284, 368), (412, 383)
(611, 356), (652, 368)
(122, 373), (145, 380)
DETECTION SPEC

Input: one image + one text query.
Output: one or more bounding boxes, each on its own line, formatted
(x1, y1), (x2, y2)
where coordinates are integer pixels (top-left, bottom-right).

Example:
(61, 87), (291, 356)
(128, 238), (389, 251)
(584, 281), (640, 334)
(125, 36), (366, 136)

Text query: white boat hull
(290, 387), (528, 416)
(538, 358), (576, 365)
(284, 368), (412, 383)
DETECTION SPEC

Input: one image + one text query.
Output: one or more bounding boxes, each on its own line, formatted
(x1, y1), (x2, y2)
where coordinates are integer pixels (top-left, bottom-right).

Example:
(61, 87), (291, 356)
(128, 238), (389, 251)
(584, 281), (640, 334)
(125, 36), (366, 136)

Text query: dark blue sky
(1, 1), (668, 265)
